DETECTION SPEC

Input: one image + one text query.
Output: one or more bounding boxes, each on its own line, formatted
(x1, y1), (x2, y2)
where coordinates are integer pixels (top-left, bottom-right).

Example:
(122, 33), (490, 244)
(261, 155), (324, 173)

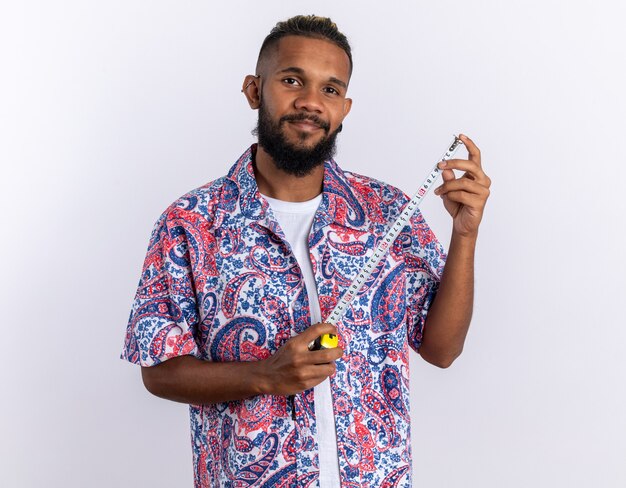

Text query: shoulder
(342, 169), (408, 203)
(337, 166), (410, 224)
(155, 176), (233, 233)
(155, 146), (254, 228)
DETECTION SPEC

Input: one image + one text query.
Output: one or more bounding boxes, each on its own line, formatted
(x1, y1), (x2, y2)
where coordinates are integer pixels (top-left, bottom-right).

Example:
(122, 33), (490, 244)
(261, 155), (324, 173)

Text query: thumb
(298, 322), (338, 345)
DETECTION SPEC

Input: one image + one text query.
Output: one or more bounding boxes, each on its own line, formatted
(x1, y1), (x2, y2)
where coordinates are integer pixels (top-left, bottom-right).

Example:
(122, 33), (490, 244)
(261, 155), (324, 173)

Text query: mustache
(279, 113), (331, 132)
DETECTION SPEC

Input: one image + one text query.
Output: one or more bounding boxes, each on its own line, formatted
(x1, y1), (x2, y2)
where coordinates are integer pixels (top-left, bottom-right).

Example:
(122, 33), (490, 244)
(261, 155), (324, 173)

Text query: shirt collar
(224, 145), (371, 234)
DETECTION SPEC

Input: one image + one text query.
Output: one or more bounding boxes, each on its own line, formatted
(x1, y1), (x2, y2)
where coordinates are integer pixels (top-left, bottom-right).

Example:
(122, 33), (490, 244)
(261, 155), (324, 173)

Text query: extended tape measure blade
(324, 135), (463, 325)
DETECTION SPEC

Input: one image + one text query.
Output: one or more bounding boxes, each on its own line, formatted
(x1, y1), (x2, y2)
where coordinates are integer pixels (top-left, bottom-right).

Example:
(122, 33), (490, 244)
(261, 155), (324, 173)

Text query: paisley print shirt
(121, 145), (446, 487)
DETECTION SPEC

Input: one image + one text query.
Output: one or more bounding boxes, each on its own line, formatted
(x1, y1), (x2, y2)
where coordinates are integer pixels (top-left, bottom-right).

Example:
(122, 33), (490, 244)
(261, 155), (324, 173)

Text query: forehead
(262, 36), (351, 82)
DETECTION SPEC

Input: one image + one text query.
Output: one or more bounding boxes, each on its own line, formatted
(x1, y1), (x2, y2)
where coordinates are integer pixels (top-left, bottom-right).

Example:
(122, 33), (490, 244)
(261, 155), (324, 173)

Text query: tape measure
(308, 333), (339, 351)
(311, 135), (464, 348)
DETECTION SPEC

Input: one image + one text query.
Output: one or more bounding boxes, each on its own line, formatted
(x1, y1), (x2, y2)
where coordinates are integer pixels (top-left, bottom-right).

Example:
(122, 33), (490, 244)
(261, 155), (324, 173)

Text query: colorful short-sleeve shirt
(121, 145), (446, 487)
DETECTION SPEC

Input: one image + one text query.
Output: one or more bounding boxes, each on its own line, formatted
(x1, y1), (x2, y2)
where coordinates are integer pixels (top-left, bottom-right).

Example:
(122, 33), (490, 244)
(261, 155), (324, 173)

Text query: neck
(253, 144), (324, 202)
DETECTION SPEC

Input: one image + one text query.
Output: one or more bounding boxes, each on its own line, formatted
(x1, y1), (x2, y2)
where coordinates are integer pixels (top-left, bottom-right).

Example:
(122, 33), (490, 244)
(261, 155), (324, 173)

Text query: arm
(419, 232), (476, 368)
(141, 322), (343, 404)
(418, 134), (491, 368)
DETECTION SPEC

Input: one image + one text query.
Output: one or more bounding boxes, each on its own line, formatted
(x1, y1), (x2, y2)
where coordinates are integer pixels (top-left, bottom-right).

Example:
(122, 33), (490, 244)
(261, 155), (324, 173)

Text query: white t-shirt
(262, 193), (341, 487)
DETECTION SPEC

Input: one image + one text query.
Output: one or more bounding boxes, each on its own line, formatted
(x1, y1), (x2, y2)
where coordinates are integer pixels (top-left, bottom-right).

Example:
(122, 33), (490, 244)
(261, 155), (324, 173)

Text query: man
(122, 15), (490, 488)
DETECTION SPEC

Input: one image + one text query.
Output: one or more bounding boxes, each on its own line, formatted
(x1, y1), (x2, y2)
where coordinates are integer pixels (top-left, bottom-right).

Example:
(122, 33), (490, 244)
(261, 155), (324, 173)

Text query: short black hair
(256, 15), (353, 76)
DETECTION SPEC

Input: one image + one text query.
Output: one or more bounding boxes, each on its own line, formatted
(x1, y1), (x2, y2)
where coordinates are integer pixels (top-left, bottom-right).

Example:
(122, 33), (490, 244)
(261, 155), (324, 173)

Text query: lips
(281, 114), (330, 133)
(289, 120), (322, 131)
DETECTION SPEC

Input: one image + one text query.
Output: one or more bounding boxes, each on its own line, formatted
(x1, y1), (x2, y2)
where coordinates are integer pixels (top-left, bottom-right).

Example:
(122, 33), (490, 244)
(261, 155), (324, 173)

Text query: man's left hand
(434, 134), (491, 238)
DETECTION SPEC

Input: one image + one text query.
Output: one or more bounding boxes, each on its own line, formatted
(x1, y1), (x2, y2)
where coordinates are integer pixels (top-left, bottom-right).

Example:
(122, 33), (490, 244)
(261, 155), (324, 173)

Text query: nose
(294, 86), (323, 113)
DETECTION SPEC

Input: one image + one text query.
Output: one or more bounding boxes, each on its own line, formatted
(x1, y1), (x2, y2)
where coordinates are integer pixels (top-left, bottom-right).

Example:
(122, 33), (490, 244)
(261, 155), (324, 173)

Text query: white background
(1, 1), (625, 487)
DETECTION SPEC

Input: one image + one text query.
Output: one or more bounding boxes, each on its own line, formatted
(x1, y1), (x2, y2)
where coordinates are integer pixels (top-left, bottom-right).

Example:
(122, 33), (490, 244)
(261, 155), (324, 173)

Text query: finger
(298, 322), (338, 348)
(298, 347), (343, 368)
(310, 346), (344, 364)
(439, 160), (476, 182)
(459, 134), (481, 166)
(302, 362), (338, 388)
(441, 192), (488, 212)
(318, 362), (337, 378)
(439, 159), (490, 186)
(442, 159), (479, 170)
(435, 178), (490, 198)
(441, 167), (456, 182)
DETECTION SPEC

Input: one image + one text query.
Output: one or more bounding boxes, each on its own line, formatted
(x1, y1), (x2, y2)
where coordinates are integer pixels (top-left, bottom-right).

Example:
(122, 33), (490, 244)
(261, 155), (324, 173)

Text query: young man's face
(248, 35), (353, 176)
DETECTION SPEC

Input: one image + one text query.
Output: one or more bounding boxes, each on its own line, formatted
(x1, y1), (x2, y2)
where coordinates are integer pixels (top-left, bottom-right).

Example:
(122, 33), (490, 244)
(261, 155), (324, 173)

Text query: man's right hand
(258, 322), (343, 396)
(141, 322), (343, 405)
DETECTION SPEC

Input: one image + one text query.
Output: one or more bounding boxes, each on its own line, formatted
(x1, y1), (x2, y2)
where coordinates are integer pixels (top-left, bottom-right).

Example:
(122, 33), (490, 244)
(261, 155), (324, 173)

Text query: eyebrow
(278, 66), (348, 89)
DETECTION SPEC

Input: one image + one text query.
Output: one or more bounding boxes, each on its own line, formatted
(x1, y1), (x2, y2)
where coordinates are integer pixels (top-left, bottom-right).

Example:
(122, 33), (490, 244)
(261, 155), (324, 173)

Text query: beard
(253, 102), (341, 177)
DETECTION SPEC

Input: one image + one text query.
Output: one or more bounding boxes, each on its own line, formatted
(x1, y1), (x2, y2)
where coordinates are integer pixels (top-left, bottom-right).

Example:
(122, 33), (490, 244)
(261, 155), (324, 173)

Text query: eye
(282, 77), (301, 86)
(323, 86), (340, 96)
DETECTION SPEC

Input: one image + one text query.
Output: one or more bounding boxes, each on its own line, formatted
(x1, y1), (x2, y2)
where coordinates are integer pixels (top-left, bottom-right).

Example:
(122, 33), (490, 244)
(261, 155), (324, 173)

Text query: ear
(241, 75), (261, 109)
(342, 97), (353, 118)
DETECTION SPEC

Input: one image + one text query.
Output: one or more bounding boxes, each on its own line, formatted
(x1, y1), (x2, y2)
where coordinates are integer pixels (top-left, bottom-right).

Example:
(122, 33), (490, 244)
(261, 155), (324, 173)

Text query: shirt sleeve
(405, 209), (447, 352)
(121, 209), (202, 367)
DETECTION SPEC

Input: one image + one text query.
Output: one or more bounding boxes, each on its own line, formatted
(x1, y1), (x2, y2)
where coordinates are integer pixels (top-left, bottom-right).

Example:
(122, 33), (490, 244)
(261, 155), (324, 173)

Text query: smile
(288, 120), (323, 132)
